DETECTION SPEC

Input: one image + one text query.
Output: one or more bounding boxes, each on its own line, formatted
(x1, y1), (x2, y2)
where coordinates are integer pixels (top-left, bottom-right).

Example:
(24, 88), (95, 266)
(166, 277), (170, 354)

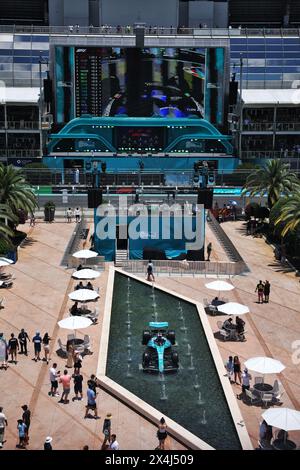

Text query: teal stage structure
(44, 116), (238, 173)
(94, 210), (205, 261)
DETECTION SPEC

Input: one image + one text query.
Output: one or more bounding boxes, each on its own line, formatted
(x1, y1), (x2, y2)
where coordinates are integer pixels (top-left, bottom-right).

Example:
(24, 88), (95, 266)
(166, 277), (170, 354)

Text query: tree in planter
(242, 159), (300, 209)
(44, 201), (56, 222)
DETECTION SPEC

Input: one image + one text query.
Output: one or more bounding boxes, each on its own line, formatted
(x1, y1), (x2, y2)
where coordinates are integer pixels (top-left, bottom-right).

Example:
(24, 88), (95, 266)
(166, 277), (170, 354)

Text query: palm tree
(272, 191), (300, 237)
(0, 204), (17, 254)
(242, 159), (300, 209)
(0, 163), (37, 216)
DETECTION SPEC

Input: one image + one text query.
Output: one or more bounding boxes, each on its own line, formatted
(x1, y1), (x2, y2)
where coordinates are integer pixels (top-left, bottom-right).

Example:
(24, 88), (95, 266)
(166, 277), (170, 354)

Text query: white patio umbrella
(58, 316), (92, 337)
(68, 289), (99, 302)
(72, 269), (100, 280)
(262, 408), (300, 432)
(244, 356), (285, 384)
(205, 280), (235, 292)
(217, 302), (249, 316)
(72, 249), (98, 259)
(0, 258), (14, 267)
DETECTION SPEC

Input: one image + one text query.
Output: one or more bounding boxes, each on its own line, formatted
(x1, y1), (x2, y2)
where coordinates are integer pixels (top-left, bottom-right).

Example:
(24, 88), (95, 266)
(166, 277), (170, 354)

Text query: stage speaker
(229, 81), (238, 106)
(135, 27), (145, 47)
(197, 189), (213, 209)
(43, 72), (52, 103)
(88, 189), (103, 208)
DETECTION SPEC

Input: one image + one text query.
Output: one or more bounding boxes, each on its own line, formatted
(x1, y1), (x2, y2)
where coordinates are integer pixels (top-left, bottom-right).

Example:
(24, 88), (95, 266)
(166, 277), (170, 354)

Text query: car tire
(167, 330), (176, 345)
(142, 330), (151, 345)
(171, 351), (179, 366)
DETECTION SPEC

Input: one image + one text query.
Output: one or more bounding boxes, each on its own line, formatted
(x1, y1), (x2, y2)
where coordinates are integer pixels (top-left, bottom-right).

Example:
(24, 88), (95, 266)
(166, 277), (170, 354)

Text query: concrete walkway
(0, 221), (185, 450)
(156, 220), (300, 448)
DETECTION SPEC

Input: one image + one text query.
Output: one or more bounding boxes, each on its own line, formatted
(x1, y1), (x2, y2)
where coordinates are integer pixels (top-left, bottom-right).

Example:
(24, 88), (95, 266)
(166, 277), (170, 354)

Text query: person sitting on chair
(77, 264), (83, 271)
(70, 302), (80, 316)
(75, 282), (84, 290)
(236, 316), (246, 341)
(223, 318), (235, 331)
(86, 282), (93, 290)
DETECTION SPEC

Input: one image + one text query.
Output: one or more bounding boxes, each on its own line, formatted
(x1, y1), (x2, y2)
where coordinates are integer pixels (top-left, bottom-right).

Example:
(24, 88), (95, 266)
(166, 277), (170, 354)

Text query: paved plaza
(0, 218), (299, 450)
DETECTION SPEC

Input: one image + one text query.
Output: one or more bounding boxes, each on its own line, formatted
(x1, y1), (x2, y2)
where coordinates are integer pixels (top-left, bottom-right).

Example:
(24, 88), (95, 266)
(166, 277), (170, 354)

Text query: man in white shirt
(109, 434), (120, 450)
(66, 208), (73, 223)
(48, 363), (60, 397)
(237, 368), (252, 400)
(0, 406), (8, 448)
(74, 207), (81, 223)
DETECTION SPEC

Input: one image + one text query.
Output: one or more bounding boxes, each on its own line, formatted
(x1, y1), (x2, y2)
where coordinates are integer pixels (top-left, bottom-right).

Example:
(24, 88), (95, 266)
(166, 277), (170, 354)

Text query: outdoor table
(272, 439), (297, 450)
(224, 326), (237, 340)
(68, 338), (84, 347)
(71, 308), (92, 316)
(253, 382), (273, 399)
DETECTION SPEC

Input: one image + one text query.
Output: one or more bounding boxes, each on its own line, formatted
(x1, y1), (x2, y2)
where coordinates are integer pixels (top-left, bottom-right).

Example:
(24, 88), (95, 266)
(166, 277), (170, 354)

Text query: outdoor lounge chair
(58, 339), (67, 354)
(245, 389), (261, 405)
(83, 334), (92, 353)
(87, 307), (100, 324)
(219, 329), (230, 341)
(0, 281), (13, 288)
(262, 393), (273, 408)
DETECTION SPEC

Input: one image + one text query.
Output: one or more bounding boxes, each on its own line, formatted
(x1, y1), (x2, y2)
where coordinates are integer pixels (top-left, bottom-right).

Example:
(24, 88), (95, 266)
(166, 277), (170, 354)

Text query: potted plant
(44, 201), (55, 222)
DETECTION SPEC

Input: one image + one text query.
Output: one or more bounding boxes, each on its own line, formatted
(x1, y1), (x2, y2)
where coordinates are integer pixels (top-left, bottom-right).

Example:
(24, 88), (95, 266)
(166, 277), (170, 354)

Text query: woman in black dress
(233, 356), (242, 384)
(156, 417), (168, 450)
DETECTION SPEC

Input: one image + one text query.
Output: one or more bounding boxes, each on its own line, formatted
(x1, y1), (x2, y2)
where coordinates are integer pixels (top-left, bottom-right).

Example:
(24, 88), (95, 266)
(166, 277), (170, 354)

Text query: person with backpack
(255, 280), (265, 304)
(146, 260), (155, 282)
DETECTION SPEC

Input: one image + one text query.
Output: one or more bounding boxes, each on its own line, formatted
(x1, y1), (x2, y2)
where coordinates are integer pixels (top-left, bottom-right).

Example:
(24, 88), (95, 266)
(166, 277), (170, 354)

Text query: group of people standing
(0, 330), (51, 368)
(255, 280), (271, 304)
(66, 207), (81, 223)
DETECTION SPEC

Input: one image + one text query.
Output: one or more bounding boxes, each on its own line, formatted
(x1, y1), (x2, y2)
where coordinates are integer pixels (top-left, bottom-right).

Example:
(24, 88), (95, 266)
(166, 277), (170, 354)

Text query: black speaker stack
(197, 189), (213, 209)
(87, 189), (103, 208)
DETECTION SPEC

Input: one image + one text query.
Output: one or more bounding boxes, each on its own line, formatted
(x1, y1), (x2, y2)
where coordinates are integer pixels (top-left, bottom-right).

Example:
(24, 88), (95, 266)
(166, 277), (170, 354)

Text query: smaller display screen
(116, 127), (164, 152)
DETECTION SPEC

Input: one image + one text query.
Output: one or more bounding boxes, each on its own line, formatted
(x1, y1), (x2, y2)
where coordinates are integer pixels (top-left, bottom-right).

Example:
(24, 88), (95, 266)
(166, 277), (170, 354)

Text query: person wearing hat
(102, 413), (112, 448)
(44, 436), (53, 450)
(32, 332), (42, 362)
(237, 367), (252, 400)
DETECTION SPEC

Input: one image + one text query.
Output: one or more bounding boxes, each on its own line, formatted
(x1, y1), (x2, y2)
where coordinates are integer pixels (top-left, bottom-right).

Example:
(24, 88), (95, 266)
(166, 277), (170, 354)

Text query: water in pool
(106, 272), (241, 449)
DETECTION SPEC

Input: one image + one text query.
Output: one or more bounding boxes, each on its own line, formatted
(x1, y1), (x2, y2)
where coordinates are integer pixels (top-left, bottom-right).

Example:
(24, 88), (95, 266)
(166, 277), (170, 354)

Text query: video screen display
(116, 127), (164, 152)
(55, 46), (225, 126)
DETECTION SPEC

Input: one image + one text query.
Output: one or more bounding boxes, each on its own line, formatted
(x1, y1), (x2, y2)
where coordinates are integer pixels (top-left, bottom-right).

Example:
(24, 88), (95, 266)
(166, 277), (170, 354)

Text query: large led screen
(55, 47), (225, 126)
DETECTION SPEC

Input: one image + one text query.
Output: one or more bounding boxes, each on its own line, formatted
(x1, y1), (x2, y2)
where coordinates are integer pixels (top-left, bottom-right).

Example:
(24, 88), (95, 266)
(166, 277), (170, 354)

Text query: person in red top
(59, 370), (71, 404)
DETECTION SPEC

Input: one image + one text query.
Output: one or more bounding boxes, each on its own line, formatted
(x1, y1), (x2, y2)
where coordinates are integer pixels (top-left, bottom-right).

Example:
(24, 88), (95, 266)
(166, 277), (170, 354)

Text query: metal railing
(6, 121), (40, 130)
(241, 150), (299, 159)
(0, 25), (299, 38)
(123, 259), (247, 277)
(242, 122), (300, 132)
(207, 212), (250, 272)
(4, 149), (41, 158)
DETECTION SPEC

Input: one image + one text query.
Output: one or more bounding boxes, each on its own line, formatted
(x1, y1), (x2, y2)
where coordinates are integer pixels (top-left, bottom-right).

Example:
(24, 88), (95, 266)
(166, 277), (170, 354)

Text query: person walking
(156, 417), (168, 450)
(238, 368), (252, 399)
(17, 419), (27, 448)
(29, 213), (36, 227)
(44, 436), (53, 450)
(0, 406), (8, 448)
(264, 280), (270, 303)
(42, 333), (51, 364)
(74, 207), (81, 223)
(109, 434), (119, 450)
(226, 356), (234, 382)
(32, 332), (42, 361)
(59, 370), (71, 404)
(146, 260), (155, 282)
(206, 242), (212, 261)
(255, 280), (265, 304)
(66, 208), (73, 223)
(84, 383), (98, 419)
(48, 363), (60, 397)
(18, 329), (30, 356)
(0, 333), (8, 370)
(8, 333), (19, 364)
(73, 370), (83, 401)
(73, 352), (82, 374)
(233, 356), (242, 385)
(102, 413), (112, 448)
(21, 405), (31, 445)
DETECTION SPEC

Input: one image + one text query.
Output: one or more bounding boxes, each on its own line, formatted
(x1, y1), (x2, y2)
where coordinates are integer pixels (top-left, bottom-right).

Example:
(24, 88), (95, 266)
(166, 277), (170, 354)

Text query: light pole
(38, 54), (49, 158)
(238, 54), (244, 160)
